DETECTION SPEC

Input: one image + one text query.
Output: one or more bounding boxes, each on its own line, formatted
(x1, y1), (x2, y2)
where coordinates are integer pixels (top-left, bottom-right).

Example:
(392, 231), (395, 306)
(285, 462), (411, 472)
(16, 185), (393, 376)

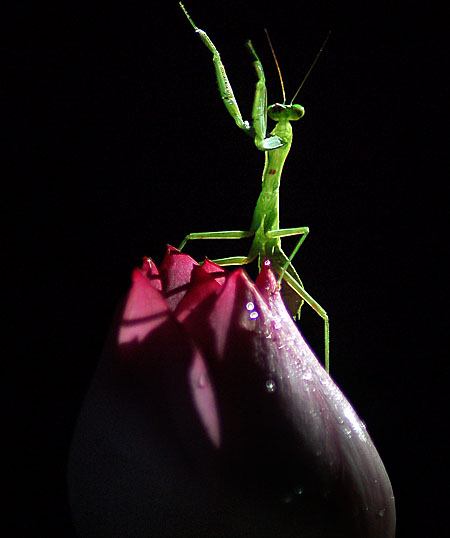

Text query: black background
(6, 1), (446, 536)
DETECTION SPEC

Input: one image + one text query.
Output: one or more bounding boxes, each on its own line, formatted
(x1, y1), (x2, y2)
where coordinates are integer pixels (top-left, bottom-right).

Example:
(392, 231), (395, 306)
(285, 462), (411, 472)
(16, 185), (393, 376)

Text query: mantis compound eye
(267, 104), (286, 120)
(290, 104), (305, 120)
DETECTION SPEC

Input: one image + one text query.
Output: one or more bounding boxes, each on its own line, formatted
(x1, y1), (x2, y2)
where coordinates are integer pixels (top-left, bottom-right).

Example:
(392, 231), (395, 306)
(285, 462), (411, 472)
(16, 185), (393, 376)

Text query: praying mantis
(178, 3), (330, 372)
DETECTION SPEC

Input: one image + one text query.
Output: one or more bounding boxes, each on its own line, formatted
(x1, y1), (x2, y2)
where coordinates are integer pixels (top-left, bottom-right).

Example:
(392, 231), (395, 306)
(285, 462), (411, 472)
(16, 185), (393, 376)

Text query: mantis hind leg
(271, 247), (330, 373)
(266, 226), (309, 279)
(266, 226), (309, 294)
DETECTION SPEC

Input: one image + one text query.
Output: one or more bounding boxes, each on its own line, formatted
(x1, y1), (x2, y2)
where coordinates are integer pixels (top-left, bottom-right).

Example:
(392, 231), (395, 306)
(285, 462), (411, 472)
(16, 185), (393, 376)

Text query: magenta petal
(69, 253), (395, 537)
(188, 349), (221, 448)
(205, 268), (252, 361)
(257, 265), (395, 531)
(118, 269), (169, 346)
(139, 256), (162, 291)
(202, 266), (395, 537)
(159, 245), (199, 311)
(68, 268), (222, 536)
(174, 264), (222, 323)
(201, 258), (227, 286)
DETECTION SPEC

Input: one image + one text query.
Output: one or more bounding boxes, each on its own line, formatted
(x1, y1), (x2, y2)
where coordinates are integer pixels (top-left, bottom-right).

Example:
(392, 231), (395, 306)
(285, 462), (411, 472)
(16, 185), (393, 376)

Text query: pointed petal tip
(255, 259), (280, 298)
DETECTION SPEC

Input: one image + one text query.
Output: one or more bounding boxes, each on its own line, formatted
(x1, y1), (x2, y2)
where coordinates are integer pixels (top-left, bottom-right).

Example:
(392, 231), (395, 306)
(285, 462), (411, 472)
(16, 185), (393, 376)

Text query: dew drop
(197, 374), (207, 388)
(265, 379), (277, 392)
(246, 301), (259, 319)
(377, 508), (386, 518)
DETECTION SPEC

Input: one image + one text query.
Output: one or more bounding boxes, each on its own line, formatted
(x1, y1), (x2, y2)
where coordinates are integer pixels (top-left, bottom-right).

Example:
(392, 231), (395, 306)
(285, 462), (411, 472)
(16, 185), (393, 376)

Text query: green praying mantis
(178, 3), (330, 372)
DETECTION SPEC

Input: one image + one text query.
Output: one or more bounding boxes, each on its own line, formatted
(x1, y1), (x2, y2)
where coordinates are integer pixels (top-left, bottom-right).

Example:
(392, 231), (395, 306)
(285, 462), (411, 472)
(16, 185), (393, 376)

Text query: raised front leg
(246, 42), (284, 151)
(180, 3), (251, 134)
(180, 3), (283, 150)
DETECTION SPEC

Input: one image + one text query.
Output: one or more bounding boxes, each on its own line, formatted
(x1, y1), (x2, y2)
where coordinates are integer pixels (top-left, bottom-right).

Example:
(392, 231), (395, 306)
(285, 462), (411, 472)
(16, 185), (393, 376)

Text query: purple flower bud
(68, 247), (395, 537)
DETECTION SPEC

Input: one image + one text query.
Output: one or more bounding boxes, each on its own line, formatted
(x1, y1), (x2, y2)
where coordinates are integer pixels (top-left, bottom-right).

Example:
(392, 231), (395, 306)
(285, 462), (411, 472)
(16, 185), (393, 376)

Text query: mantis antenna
(263, 29), (331, 105)
(290, 31), (332, 105)
(264, 29), (287, 104)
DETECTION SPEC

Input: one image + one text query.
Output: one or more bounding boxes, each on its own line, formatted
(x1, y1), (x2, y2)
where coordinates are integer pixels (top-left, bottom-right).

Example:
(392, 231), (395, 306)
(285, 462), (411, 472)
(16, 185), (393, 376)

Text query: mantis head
(268, 103), (305, 122)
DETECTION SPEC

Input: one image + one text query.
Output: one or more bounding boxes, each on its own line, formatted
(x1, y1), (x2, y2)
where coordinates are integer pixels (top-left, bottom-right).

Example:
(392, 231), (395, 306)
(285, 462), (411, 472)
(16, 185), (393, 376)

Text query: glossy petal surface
(68, 248), (395, 537)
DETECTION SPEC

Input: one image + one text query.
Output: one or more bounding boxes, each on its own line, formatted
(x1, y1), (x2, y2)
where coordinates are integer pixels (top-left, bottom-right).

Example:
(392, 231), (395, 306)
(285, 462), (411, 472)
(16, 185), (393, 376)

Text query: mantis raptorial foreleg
(179, 2), (283, 150)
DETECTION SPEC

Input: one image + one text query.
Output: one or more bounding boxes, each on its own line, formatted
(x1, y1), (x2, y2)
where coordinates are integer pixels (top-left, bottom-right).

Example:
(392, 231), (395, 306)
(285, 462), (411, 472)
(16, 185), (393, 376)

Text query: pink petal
(69, 263), (222, 535)
(139, 256), (162, 291)
(174, 264), (222, 323)
(159, 245), (199, 311)
(188, 350), (221, 448)
(201, 258), (227, 286)
(118, 269), (169, 345)
(178, 263), (395, 536)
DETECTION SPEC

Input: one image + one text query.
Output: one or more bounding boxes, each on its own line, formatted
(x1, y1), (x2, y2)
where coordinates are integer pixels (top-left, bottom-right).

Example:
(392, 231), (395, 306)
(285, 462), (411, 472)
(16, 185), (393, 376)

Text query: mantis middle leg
(178, 229), (258, 267)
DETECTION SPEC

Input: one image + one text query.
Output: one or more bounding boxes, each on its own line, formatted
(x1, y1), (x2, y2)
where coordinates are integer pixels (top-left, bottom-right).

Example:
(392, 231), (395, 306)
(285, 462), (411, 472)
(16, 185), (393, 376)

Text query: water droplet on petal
(265, 379), (277, 392)
(246, 301), (259, 319)
(377, 508), (386, 518)
(197, 373), (207, 388)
